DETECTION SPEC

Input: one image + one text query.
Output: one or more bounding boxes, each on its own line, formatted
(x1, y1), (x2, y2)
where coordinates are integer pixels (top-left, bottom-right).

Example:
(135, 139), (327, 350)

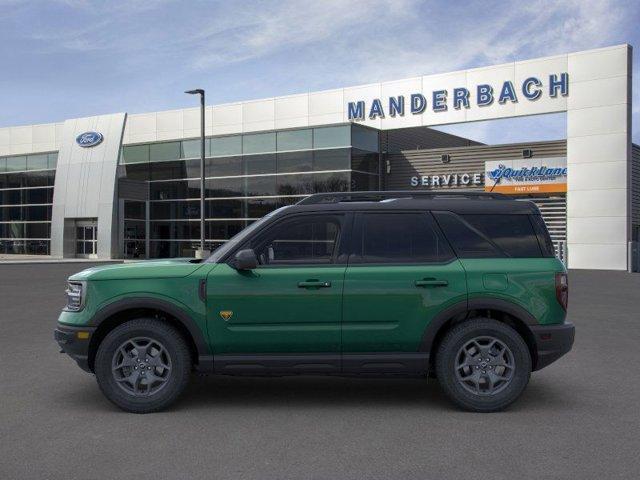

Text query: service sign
(484, 157), (567, 194)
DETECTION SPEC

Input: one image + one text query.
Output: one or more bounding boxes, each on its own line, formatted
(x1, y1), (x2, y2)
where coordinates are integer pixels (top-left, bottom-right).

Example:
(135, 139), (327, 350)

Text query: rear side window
(461, 214), (542, 257)
(434, 212), (545, 258)
(353, 212), (454, 264)
(433, 212), (503, 258)
(529, 214), (556, 257)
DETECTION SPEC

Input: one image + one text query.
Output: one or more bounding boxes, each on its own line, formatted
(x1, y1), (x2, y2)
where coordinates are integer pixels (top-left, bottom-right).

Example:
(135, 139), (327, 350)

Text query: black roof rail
(297, 190), (508, 205)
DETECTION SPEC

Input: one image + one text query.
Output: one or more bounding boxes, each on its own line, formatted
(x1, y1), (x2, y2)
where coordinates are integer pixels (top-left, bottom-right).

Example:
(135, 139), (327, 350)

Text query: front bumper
(530, 321), (575, 371)
(54, 324), (96, 373)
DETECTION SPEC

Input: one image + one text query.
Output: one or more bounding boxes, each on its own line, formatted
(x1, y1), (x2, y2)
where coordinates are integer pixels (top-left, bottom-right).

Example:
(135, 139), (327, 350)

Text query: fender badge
(219, 310), (233, 321)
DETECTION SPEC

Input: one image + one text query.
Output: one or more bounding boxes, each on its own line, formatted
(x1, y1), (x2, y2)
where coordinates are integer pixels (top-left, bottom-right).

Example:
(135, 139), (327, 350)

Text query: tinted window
(243, 133), (276, 154)
(433, 212), (502, 258)
(313, 126), (350, 149)
(250, 215), (341, 265)
(27, 154), (49, 170)
(529, 214), (555, 257)
(461, 214), (542, 258)
(351, 125), (379, 152)
(313, 149), (350, 171)
(244, 154), (276, 175)
(211, 136), (242, 157)
(277, 151), (313, 173)
(277, 129), (312, 151)
(150, 142), (181, 162)
(122, 145), (149, 164)
(434, 212), (544, 258)
(355, 213), (453, 264)
(206, 156), (243, 177)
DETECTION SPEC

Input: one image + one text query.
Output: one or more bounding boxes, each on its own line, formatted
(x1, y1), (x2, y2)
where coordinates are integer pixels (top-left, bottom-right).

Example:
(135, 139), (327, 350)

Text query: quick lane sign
(348, 73), (569, 120)
(485, 157), (567, 194)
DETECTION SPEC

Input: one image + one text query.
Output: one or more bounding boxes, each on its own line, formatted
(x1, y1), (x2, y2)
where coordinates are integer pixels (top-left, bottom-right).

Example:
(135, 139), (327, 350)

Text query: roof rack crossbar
(297, 190), (507, 205)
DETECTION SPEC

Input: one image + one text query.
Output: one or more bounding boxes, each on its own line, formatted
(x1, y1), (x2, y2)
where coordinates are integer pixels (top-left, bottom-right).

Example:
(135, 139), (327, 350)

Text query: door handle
(415, 278), (448, 287)
(298, 280), (332, 288)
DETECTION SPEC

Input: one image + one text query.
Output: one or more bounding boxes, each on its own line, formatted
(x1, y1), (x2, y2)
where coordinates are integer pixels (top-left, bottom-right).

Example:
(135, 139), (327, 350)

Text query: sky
(0, 0), (638, 144)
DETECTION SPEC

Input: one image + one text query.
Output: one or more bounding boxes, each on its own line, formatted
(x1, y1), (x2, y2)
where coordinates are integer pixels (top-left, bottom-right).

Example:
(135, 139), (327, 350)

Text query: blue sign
(487, 164), (567, 182)
(76, 131), (103, 148)
(348, 73), (569, 120)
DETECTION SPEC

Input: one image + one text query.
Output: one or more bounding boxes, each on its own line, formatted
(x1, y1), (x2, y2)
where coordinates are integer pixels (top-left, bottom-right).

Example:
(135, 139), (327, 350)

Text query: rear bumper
(531, 321), (575, 371)
(54, 324), (96, 373)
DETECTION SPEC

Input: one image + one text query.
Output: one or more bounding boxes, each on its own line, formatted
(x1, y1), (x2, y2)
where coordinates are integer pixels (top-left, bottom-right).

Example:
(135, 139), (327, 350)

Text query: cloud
(188, 0), (417, 70)
(1, 0), (637, 142)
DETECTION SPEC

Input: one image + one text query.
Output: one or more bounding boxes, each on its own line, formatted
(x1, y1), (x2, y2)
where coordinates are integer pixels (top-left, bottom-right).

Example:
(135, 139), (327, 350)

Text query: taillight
(555, 273), (568, 311)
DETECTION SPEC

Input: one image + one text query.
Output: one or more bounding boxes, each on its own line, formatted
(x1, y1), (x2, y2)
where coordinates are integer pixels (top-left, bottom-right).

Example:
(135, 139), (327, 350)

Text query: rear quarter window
(434, 212), (546, 258)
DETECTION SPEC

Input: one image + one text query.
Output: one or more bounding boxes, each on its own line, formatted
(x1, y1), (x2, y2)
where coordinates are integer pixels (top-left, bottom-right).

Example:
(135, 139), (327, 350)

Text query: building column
(566, 44), (632, 270)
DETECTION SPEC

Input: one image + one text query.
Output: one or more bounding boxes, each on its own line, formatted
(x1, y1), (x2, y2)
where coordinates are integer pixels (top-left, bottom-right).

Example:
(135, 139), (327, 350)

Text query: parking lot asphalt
(0, 263), (639, 480)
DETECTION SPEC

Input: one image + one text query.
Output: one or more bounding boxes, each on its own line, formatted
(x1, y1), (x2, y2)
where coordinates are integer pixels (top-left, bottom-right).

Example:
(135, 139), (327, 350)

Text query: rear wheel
(94, 318), (191, 413)
(436, 318), (531, 412)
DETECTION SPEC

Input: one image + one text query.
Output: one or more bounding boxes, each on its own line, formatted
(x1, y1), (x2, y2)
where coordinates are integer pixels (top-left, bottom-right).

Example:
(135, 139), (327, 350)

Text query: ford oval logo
(76, 131), (103, 148)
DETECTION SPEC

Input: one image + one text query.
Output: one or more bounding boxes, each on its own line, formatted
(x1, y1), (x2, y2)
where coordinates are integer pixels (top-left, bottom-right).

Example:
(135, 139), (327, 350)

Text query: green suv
(55, 191), (574, 413)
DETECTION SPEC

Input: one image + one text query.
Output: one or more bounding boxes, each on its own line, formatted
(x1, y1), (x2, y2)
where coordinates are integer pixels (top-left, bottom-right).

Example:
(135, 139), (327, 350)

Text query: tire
(435, 318), (531, 412)
(94, 318), (192, 413)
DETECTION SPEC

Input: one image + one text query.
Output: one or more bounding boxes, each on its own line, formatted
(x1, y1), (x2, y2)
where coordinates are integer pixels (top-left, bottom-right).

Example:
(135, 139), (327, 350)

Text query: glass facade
(119, 124), (380, 258)
(0, 152), (57, 254)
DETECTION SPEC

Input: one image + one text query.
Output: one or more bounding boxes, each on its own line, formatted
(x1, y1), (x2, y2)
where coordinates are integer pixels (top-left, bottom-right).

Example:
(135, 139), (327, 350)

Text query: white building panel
(275, 94), (308, 121)
(212, 103), (241, 135)
(567, 216), (627, 244)
(567, 103), (628, 138)
(309, 89), (343, 116)
(156, 110), (183, 134)
(567, 188), (627, 218)
(567, 160), (627, 191)
(242, 99), (275, 132)
(567, 76), (629, 110)
(568, 45), (630, 82)
(10, 125), (33, 145)
(127, 113), (157, 136)
(567, 132), (629, 165)
(568, 243), (628, 270)
(32, 124), (56, 144)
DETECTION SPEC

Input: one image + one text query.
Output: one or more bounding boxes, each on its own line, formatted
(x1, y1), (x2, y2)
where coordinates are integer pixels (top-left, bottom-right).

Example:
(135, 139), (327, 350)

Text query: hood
(69, 258), (206, 281)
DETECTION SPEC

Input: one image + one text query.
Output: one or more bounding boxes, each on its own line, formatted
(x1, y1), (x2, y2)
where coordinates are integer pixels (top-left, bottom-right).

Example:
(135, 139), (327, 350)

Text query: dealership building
(0, 44), (637, 270)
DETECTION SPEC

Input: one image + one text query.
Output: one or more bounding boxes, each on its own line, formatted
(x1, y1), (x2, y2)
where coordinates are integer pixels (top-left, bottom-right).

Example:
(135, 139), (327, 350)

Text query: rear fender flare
(419, 297), (538, 353)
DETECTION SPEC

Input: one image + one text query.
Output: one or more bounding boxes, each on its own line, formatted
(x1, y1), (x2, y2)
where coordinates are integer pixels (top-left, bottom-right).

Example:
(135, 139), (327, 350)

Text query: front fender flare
(89, 297), (212, 369)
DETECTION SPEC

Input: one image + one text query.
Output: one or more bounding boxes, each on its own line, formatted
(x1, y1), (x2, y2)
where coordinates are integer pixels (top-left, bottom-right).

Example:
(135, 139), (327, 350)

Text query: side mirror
(234, 249), (258, 270)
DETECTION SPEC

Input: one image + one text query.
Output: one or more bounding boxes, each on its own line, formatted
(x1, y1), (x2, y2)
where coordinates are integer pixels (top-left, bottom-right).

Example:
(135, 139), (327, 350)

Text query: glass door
(76, 222), (98, 258)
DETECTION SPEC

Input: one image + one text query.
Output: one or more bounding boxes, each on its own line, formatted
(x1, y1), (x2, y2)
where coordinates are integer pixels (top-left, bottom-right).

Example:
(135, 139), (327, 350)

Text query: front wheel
(94, 318), (191, 413)
(436, 318), (531, 412)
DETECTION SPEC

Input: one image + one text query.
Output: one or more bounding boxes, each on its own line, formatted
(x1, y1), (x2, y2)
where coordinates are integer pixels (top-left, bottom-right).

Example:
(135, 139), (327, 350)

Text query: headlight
(64, 281), (86, 311)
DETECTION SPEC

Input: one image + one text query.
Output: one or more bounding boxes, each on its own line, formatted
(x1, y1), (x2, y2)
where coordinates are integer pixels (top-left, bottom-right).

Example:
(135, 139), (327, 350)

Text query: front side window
(249, 215), (342, 266)
(353, 212), (453, 264)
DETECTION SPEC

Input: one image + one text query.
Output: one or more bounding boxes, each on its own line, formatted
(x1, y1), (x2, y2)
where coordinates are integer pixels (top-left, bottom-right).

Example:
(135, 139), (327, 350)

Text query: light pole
(185, 88), (208, 259)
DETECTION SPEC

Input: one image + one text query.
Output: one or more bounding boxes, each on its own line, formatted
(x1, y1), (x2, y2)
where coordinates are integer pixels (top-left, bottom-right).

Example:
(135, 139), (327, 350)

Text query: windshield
(205, 206), (290, 263)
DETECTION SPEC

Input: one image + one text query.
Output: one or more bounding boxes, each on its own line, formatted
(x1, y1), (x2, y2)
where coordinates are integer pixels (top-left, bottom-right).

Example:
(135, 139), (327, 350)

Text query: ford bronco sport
(55, 191), (574, 413)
